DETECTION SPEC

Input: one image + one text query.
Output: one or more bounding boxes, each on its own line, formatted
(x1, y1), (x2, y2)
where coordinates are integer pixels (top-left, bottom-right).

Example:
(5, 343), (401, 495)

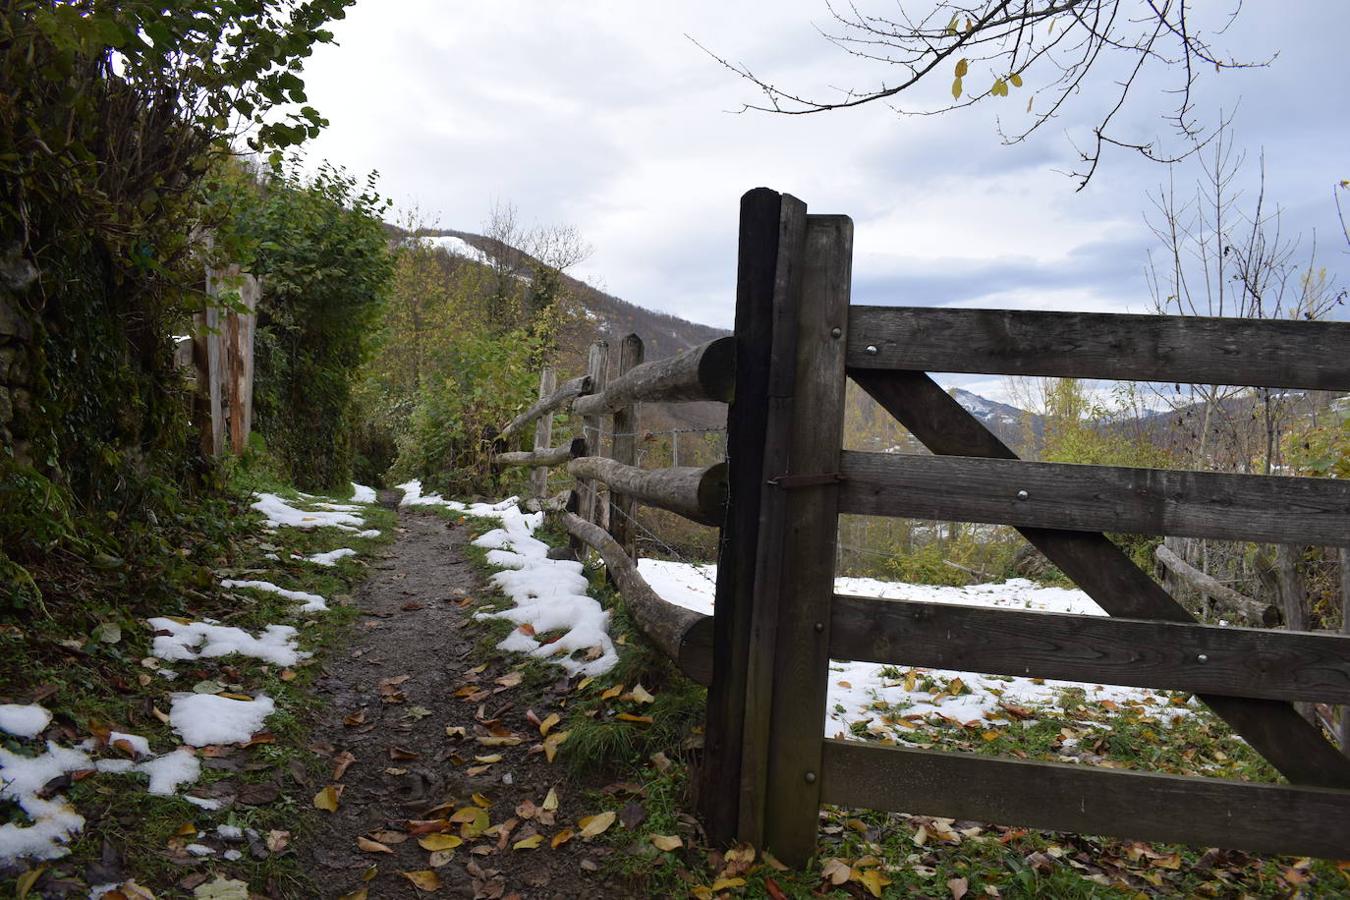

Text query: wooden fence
(192, 266), (259, 458)
(492, 187), (1350, 867)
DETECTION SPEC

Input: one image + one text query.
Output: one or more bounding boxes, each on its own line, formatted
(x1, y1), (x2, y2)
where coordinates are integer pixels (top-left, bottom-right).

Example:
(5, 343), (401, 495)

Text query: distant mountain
(949, 389), (1040, 447)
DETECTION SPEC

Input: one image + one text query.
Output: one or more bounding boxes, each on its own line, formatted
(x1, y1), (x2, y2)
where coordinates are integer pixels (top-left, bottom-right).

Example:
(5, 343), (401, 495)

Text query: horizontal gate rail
(819, 740), (1350, 860)
(829, 594), (1350, 705)
(846, 305), (1350, 390)
(837, 451), (1350, 547)
(572, 336), (735, 416)
(848, 367), (1350, 788)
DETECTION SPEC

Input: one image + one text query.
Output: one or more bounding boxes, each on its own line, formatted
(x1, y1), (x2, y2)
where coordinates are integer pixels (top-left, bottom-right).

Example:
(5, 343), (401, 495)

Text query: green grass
(2, 476), (396, 897)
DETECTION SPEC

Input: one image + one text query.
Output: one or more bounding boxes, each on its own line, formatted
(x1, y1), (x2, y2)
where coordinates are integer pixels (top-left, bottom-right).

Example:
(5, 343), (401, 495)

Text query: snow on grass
(251, 492), (365, 531)
(148, 617), (308, 666)
(351, 482), (377, 503)
(467, 502), (619, 677)
(0, 736), (204, 863)
(302, 547), (357, 567)
(219, 579), (328, 612)
(0, 703), (52, 738)
(638, 560), (1190, 737)
(397, 480), (520, 516)
(415, 234), (491, 264)
(169, 693), (276, 747)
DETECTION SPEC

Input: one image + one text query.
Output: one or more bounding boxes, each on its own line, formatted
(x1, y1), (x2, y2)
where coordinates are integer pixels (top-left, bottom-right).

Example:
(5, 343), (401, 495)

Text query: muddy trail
(298, 505), (633, 900)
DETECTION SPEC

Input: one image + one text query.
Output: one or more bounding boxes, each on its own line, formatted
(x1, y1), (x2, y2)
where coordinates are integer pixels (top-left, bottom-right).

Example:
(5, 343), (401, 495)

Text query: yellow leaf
(450, 806), (482, 823)
(472, 792), (492, 808)
(578, 810), (616, 839)
(601, 684), (623, 700)
(543, 729), (570, 763)
(763, 850), (789, 871)
(858, 868), (893, 897)
(400, 870), (442, 892)
(576, 676), (595, 691)
(1010, 72), (1023, 87)
(952, 77), (963, 100)
(651, 834), (683, 851)
(542, 787), (559, 811)
(622, 683), (655, 704)
(954, 58), (968, 78)
(539, 712), (561, 736)
(551, 828), (574, 848)
(711, 877), (747, 891)
(362, 865), (378, 881)
(981, 730), (1001, 742)
(615, 713), (653, 724)
(513, 833), (545, 850)
(417, 834), (463, 851)
(313, 785), (342, 812)
(691, 888), (714, 900)
(474, 754), (502, 764)
(15, 867), (45, 899)
(945, 13), (958, 35)
(992, 78), (1008, 97)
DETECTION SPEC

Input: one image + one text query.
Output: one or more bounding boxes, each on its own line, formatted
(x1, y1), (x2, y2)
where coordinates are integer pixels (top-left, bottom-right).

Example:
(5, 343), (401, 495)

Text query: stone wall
(1, 245), (38, 468)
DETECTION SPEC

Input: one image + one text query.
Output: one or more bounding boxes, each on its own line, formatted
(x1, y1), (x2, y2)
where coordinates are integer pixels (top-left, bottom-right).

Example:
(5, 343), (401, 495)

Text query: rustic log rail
(567, 457), (727, 527)
(571, 336), (735, 417)
(496, 373), (591, 445)
(493, 437), (586, 469)
(696, 187), (1350, 866)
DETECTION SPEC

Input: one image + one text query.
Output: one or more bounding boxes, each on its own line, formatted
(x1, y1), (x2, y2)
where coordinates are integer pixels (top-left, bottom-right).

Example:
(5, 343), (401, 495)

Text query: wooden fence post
(580, 340), (609, 526)
(531, 366), (557, 499)
(700, 188), (804, 845)
(193, 303), (224, 458)
(610, 334), (644, 559)
(227, 273), (259, 454)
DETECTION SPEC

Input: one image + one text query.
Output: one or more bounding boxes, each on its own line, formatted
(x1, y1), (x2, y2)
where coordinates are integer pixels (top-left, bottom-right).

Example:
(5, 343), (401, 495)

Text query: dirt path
(299, 505), (631, 900)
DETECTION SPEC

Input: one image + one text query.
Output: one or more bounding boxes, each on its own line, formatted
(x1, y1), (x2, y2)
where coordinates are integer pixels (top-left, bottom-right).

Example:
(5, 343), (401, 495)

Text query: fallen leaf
(615, 713), (653, 724)
(343, 709), (367, 727)
(313, 785), (343, 812)
(388, 746), (420, 760)
(649, 751), (672, 772)
(542, 788), (559, 811)
(472, 792), (492, 808)
(496, 671), (523, 688)
(651, 834), (682, 851)
(822, 857), (851, 885)
(542, 730), (570, 763)
(858, 868), (892, 897)
(622, 683), (655, 704)
(711, 877), (747, 891)
(400, 870), (441, 893)
(619, 800), (646, 830)
(949, 876), (970, 899)
(418, 834), (463, 852)
(370, 830), (408, 845)
(578, 810), (616, 839)
(475, 754), (503, 764)
(266, 830), (290, 853)
(428, 849), (456, 868)
(337, 890), (367, 900)
(332, 751), (357, 781)
(513, 833), (544, 850)
(551, 828), (574, 848)
(538, 712), (561, 736)
(15, 867), (44, 899)
(600, 684), (623, 701)
(357, 836), (394, 854)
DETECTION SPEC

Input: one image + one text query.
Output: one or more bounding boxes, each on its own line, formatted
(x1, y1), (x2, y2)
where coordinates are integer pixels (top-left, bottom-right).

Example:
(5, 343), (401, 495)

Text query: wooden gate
(700, 188), (1350, 865)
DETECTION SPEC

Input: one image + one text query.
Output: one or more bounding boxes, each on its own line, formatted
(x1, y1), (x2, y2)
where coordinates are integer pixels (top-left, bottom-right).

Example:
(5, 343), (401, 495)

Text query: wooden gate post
(700, 188), (806, 845)
(227, 273), (259, 454)
(530, 366), (557, 499)
(609, 334), (644, 558)
(193, 304), (224, 458)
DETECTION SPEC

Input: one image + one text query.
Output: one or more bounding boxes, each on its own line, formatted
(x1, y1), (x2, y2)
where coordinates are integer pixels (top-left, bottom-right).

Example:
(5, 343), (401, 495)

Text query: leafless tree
(695, 0), (1267, 188)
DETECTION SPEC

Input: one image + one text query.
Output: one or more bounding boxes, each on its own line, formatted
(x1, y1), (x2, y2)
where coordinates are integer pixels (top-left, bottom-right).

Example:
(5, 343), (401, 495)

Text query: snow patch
(397, 480), (519, 516)
(136, 747), (202, 795)
(304, 548), (357, 567)
(169, 693), (276, 747)
(0, 742), (90, 863)
(219, 579), (328, 612)
(469, 503), (618, 676)
(351, 483), (377, 503)
(251, 492), (365, 531)
(0, 703), (51, 738)
(149, 617), (307, 666)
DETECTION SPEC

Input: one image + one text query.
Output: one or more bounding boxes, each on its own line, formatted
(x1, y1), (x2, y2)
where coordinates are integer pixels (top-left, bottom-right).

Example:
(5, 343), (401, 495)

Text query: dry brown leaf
(650, 834), (682, 851)
(821, 857), (851, 885)
(622, 683), (655, 704)
(949, 876), (970, 900)
(357, 836), (394, 854)
(370, 830), (408, 845)
(550, 828), (574, 849)
(400, 870), (441, 893)
(615, 713), (652, 724)
(332, 751), (357, 781)
(266, 830), (290, 853)
(541, 788), (559, 811)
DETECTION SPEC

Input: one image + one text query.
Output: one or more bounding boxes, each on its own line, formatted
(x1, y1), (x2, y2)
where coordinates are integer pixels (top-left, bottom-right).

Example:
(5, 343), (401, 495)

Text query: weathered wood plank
(847, 306), (1350, 391)
(559, 512), (710, 683)
(609, 334), (644, 559)
(192, 306), (223, 458)
(732, 193), (810, 848)
(494, 438), (585, 469)
(760, 213), (854, 866)
(567, 457), (726, 527)
(700, 188), (791, 844)
(851, 368), (1350, 788)
(572, 336), (734, 417)
(829, 594), (1350, 704)
(820, 740), (1350, 859)
(498, 374), (591, 445)
(529, 367), (557, 499)
(836, 451), (1350, 547)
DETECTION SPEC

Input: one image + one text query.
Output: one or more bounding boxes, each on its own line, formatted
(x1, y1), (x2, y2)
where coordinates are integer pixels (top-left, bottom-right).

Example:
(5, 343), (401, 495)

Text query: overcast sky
(300, 0), (1347, 385)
